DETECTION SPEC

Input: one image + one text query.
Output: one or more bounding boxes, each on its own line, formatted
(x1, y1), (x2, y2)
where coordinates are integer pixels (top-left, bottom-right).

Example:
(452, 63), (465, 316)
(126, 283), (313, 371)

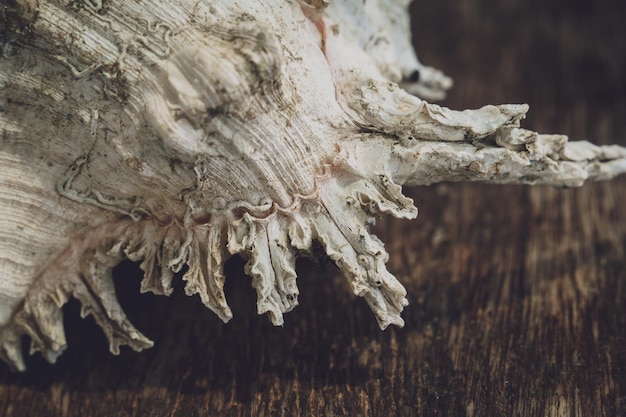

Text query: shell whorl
(1, 0), (625, 370)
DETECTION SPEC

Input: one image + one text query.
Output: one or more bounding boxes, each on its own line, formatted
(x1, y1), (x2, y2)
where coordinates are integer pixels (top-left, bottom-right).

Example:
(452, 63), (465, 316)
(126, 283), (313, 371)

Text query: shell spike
(181, 226), (233, 323)
(242, 223), (287, 326)
(384, 126), (626, 188)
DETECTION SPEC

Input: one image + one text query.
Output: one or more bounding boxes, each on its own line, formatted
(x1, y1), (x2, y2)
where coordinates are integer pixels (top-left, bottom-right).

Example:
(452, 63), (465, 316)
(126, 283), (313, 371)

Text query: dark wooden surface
(2, 0), (625, 415)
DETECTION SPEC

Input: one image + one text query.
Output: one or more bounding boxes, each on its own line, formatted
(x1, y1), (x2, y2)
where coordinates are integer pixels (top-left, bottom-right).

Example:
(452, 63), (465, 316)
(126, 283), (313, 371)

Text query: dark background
(1, 0), (625, 415)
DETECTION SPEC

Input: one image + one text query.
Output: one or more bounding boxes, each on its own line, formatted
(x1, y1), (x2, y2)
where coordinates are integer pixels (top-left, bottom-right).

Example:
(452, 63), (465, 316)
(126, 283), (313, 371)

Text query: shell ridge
(57, 154), (151, 221)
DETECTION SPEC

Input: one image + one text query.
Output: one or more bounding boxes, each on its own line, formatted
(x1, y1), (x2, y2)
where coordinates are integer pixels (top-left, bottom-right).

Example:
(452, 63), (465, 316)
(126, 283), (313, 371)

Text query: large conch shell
(1, 0), (625, 371)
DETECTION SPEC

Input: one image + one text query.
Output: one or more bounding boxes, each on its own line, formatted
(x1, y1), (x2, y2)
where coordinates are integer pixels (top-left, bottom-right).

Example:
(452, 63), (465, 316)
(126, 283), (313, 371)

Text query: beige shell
(1, 0), (625, 371)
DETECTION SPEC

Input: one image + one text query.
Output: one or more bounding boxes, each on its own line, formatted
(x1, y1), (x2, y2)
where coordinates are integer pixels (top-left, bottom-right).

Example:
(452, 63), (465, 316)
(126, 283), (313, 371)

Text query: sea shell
(1, 0), (625, 371)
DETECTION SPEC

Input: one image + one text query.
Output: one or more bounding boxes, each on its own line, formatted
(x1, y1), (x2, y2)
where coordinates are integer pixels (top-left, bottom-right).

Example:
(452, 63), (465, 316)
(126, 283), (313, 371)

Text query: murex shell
(1, 0), (625, 371)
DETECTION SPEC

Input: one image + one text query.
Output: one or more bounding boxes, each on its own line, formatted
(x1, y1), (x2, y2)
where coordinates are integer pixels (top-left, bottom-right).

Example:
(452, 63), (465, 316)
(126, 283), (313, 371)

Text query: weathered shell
(1, 0), (625, 371)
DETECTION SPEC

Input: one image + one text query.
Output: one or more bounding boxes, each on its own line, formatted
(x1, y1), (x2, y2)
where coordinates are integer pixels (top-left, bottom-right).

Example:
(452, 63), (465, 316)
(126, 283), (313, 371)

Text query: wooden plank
(1, 0), (625, 416)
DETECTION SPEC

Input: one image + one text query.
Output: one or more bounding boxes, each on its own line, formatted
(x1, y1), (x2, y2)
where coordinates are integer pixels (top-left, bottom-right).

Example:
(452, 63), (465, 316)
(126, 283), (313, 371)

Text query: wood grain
(1, 0), (625, 415)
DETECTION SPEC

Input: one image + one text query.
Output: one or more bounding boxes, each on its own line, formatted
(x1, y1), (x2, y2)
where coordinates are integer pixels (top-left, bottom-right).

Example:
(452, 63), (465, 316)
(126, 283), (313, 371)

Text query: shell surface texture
(1, 0), (625, 371)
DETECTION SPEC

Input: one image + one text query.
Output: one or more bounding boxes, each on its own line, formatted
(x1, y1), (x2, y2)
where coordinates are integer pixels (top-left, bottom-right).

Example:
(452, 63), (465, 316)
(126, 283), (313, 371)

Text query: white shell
(1, 0), (625, 370)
